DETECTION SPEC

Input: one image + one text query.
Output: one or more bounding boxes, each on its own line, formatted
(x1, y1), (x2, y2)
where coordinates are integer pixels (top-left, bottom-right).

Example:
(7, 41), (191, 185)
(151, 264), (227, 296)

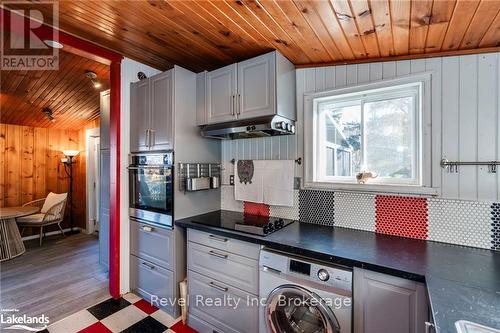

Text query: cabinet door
(130, 79), (151, 152)
(99, 150), (110, 269)
(130, 219), (173, 270)
(187, 241), (259, 294)
(150, 71), (173, 150)
(237, 52), (275, 119)
(188, 270), (259, 333)
(206, 63), (237, 124)
(130, 255), (175, 315)
(354, 268), (428, 333)
(99, 90), (110, 150)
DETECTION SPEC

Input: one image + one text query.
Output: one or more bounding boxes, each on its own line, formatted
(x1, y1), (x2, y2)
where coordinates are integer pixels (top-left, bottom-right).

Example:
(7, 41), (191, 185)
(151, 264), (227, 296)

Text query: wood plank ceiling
(4, 0), (500, 72)
(1, 49), (110, 129)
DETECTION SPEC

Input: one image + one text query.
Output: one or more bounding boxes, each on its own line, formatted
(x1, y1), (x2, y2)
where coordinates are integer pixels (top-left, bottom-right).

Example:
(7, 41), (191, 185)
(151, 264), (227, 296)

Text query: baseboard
(21, 227), (83, 241)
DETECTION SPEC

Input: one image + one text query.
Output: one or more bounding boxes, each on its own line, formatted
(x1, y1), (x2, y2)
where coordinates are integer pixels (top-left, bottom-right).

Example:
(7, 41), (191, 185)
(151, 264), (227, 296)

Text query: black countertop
(176, 210), (500, 333)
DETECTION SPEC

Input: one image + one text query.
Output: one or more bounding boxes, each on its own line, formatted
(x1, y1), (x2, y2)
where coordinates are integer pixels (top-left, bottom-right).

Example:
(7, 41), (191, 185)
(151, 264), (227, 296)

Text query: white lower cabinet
(187, 242), (259, 295)
(187, 313), (221, 333)
(187, 229), (260, 333)
(130, 255), (175, 314)
(354, 267), (429, 333)
(188, 270), (258, 333)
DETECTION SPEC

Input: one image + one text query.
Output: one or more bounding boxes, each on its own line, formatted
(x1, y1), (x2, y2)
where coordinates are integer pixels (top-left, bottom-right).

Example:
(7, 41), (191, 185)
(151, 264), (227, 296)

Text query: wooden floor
(0, 233), (110, 324)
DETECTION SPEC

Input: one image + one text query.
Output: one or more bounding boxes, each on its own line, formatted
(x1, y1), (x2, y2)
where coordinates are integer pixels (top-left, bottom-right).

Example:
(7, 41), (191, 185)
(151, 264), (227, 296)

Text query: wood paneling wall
(0, 123), (97, 233)
(222, 52), (500, 202)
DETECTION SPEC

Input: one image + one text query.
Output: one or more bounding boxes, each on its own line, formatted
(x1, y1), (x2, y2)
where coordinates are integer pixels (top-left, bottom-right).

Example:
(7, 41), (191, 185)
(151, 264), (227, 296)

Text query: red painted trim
(109, 61), (121, 298)
(2, 7), (123, 298)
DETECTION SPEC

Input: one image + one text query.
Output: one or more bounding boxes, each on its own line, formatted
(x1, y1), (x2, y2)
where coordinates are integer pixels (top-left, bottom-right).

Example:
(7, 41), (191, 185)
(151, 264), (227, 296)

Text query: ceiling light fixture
(85, 71), (102, 89)
(42, 107), (55, 122)
(43, 39), (64, 49)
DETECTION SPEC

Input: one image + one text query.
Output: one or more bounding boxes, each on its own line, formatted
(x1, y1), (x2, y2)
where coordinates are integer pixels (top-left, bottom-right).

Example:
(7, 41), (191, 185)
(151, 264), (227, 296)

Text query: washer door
(265, 284), (341, 333)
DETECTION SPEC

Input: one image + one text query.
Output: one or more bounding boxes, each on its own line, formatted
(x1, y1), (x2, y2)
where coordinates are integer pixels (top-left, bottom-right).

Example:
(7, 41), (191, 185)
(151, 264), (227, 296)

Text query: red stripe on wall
(109, 61), (121, 298)
(244, 202), (270, 217)
(375, 195), (428, 240)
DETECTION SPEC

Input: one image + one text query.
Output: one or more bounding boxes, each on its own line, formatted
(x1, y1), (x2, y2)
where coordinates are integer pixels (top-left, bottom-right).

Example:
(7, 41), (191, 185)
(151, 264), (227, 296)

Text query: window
(304, 75), (432, 192)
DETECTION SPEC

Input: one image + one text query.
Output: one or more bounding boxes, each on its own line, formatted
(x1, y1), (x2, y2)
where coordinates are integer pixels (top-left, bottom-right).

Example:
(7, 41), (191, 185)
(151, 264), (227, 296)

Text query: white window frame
(303, 73), (436, 195)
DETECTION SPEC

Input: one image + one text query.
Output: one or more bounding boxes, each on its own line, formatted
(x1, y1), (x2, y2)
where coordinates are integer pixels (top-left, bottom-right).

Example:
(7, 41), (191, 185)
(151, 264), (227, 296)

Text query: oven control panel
(130, 152), (173, 166)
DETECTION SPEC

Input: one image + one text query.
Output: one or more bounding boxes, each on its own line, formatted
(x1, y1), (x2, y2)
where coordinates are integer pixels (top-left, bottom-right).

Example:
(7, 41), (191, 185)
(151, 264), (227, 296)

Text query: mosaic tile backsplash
(220, 185), (499, 251)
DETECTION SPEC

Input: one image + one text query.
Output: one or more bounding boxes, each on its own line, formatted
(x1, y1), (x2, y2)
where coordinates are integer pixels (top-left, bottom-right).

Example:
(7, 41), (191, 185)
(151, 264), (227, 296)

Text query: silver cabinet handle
(208, 234), (228, 242)
(141, 262), (155, 270)
(145, 129), (150, 148)
(425, 322), (435, 333)
(208, 250), (228, 259)
(142, 225), (154, 232)
(237, 93), (241, 115)
(231, 95), (235, 116)
(208, 281), (228, 292)
(150, 129), (156, 148)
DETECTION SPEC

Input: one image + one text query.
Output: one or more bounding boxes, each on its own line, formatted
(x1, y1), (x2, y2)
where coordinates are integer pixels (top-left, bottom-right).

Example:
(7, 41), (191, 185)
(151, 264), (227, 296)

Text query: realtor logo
(1, 0), (59, 70)
(0, 308), (49, 332)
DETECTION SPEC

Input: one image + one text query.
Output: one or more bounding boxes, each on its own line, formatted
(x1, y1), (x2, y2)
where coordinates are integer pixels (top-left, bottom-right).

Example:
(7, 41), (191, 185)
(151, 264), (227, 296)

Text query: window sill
(303, 181), (439, 196)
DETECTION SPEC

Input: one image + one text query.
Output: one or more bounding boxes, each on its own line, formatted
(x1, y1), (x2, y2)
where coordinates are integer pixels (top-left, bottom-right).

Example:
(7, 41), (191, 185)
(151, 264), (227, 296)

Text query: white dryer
(259, 249), (352, 333)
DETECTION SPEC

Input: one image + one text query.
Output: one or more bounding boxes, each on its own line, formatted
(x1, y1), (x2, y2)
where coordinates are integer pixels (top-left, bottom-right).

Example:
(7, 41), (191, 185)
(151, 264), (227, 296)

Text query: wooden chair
(17, 192), (68, 246)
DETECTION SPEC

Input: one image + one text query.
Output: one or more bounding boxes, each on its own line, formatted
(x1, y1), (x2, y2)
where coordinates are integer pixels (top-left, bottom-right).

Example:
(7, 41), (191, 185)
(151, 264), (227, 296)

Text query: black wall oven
(129, 151), (174, 228)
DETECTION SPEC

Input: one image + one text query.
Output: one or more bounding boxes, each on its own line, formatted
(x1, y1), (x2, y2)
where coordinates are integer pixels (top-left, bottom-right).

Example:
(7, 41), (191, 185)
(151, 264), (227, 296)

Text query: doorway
(86, 130), (100, 234)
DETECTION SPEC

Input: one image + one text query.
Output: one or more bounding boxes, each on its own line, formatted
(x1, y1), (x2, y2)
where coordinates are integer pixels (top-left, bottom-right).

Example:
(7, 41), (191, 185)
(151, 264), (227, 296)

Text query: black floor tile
(120, 316), (167, 333)
(86, 297), (130, 320)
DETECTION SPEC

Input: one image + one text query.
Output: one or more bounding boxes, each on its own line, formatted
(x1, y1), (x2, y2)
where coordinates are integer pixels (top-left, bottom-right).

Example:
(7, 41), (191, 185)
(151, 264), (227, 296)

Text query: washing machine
(259, 249), (352, 333)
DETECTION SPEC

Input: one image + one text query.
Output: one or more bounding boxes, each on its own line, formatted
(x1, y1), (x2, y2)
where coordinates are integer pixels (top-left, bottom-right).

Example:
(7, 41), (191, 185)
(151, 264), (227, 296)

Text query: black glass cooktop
(188, 210), (296, 236)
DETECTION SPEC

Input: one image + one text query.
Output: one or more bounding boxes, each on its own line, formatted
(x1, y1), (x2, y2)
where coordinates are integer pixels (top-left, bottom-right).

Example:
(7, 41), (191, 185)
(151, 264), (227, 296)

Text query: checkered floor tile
(39, 293), (197, 333)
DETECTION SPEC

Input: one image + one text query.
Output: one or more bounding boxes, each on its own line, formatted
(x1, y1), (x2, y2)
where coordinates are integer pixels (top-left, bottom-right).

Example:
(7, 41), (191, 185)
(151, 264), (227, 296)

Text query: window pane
(364, 96), (415, 179)
(336, 149), (351, 176)
(326, 147), (334, 176)
(319, 103), (362, 177)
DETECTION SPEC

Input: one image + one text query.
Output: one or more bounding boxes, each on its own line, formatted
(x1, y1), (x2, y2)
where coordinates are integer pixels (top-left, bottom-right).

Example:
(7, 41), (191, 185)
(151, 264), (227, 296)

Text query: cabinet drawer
(188, 314), (221, 333)
(130, 255), (174, 313)
(188, 270), (259, 333)
(187, 229), (260, 260)
(130, 219), (173, 270)
(188, 242), (258, 295)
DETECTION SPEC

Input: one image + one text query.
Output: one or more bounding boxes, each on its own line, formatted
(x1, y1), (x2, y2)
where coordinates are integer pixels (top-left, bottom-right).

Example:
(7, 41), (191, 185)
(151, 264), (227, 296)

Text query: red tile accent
(375, 195), (428, 240)
(133, 299), (159, 315)
(171, 321), (199, 333)
(244, 201), (270, 216)
(77, 322), (112, 333)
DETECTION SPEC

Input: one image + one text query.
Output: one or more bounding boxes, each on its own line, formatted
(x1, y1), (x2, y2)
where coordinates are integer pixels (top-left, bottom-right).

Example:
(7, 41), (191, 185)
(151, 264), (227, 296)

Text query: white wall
(120, 58), (161, 294)
(222, 52), (500, 202)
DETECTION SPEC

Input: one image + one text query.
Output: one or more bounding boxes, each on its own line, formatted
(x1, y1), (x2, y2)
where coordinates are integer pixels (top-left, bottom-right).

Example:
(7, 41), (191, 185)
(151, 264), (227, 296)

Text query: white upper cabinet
(199, 51), (295, 125)
(150, 71), (173, 151)
(130, 70), (174, 152)
(237, 53), (275, 119)
(130, 79), (151, 152)
(206, 63), (237, 124)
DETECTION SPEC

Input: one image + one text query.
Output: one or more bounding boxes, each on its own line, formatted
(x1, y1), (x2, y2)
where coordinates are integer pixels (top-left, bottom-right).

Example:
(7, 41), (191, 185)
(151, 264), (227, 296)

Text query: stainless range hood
(200, 115), (295, 140)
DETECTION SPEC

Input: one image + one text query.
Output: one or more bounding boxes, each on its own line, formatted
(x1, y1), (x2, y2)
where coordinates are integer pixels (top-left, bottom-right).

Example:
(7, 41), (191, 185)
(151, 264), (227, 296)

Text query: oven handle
(127, 166), (172, 170)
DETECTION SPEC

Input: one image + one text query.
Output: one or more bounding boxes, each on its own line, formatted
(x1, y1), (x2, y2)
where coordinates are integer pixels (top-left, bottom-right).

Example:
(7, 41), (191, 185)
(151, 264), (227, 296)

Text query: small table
(0, 206), (38, 261)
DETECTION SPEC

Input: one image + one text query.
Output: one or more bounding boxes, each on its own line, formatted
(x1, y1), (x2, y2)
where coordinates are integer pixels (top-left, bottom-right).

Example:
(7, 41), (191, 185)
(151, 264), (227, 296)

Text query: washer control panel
(260, 250), (353, 293)
(288, 258), (352, 292)
(311, 263), (352, 292)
